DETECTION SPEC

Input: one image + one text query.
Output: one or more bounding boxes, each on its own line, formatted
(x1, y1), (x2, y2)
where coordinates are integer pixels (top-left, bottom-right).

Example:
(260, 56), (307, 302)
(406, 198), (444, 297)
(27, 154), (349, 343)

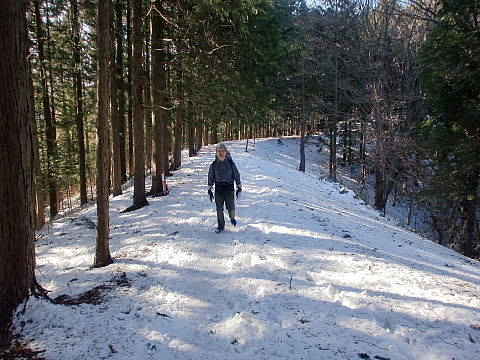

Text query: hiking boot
(230, 219), (237, 227)
(215, 227), (224, 233)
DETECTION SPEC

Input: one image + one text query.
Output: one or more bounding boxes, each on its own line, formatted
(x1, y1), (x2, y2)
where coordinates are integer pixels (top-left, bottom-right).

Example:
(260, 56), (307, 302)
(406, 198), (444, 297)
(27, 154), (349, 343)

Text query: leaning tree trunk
(0, 0), (37, 348)
(373, 160), (400, 212)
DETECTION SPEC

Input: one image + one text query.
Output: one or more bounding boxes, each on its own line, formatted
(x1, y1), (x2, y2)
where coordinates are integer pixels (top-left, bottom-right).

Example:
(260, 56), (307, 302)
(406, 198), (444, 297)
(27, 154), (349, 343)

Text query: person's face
(216, 147), (227, 161)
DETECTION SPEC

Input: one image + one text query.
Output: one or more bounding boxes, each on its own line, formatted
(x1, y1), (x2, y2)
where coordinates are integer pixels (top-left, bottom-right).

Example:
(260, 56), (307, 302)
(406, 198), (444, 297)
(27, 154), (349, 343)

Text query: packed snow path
(15, 138), (480, 360)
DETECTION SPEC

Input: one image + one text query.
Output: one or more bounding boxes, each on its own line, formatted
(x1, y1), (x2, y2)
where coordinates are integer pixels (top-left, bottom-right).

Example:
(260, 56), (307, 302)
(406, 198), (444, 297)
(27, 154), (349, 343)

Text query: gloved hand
(208, 186), (214, 201)
(236, 187), (242, 200)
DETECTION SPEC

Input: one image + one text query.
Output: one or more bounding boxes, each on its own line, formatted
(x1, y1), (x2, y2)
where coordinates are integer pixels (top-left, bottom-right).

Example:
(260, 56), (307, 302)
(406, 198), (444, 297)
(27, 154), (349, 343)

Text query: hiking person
(208, 143), (242, 233)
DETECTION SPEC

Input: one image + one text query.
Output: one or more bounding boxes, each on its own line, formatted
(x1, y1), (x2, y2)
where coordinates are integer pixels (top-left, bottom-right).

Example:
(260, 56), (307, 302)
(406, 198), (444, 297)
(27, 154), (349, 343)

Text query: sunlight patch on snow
(168, 338), (198, 354)
(249, 223), (325, 240)
(37, 249), (91, 271)
(15, 137), (480, 360)
(209, 311), (269, 346)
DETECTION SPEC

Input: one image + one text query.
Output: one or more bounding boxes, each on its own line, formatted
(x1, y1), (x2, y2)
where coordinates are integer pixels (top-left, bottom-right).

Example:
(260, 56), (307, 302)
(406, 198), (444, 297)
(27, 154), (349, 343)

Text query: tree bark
(126, 1), (134, 178)
(195, 122), (203, 153)
(173, 65), (183, 170)
(111, 1), (122, 197)
(116, 0), (127, 183)
(131, 0), (148, 209)
(457, 167), (479, 257)
(329, 51), (339, 182)
(373, 160), (400, 212)
(26, 44), (46, 230)
(299, 57), (306, 172)
(188, 120), (196, 157)
(34, 1), (58, 218)
(150, 0), (168, 194)
(94, 0), (113, 268)
(0, 0), (36, 348)
(72, 0), (88, 205)
(144, 31), (153, 174)
(111, 38), (123, 197)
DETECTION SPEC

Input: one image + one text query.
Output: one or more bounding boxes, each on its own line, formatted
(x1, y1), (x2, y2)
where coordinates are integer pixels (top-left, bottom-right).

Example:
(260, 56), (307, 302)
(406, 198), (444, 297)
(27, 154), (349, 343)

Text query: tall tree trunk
(329, 52), (339, 182)
(27, 44), (46, 230)
(203, 121), (209, 146)
(195, 122), (203, 153)
(360, 114), (367, 187)
(144, 30), (153, 173)
(127, 0), (134, 178)
(173, 66), (183, 170)
(163, 42), (172, 176)
(458, 197), (476, 258)
(0, 0), (36, 347)
(188, 120), (196, 157)
(131, 0), (148, 209)
(458, 167), (479, 257)
(110, 8), (122, 197)
(116, 0), (127, 183)
(71, 0), (88, 205)
(299, 58), (306, 172)
(94, 0), (113, 268)
(34, 1), (58, 218)
(150, 0), (168, 194)
(163, 65), (172, 176)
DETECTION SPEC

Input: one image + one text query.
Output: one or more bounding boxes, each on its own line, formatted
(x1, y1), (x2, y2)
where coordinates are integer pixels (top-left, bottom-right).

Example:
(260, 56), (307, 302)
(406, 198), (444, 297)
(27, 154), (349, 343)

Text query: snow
(13, 137), (480, 360)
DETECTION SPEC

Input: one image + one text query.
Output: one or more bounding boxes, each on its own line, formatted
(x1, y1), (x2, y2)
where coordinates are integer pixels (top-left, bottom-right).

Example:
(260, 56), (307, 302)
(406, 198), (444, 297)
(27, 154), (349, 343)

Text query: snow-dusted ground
(13, 137), (480, 360)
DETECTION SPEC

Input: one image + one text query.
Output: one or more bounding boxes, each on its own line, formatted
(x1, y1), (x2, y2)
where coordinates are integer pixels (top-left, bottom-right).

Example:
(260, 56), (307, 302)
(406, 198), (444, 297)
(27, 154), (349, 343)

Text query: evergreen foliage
(419, 0), (480, 256)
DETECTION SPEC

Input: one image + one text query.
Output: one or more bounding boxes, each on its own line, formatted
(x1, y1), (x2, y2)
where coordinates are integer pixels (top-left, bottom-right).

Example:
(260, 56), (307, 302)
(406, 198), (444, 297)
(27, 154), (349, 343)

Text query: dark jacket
(208, 153), (241, 192)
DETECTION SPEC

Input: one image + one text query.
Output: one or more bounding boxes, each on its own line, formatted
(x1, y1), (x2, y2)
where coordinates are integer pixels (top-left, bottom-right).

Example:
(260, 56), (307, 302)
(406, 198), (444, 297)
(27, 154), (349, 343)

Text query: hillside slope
(13, 138), (480, 360)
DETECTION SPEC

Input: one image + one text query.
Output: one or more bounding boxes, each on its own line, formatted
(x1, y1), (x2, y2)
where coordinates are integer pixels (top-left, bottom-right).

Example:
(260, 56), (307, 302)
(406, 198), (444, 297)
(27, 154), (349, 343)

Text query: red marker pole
(161, 171), (169, 195)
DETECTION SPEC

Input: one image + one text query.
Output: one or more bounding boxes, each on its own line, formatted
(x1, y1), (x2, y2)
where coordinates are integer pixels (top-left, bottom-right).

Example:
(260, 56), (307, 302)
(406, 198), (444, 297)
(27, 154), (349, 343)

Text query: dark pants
(215, 189), (235, 228)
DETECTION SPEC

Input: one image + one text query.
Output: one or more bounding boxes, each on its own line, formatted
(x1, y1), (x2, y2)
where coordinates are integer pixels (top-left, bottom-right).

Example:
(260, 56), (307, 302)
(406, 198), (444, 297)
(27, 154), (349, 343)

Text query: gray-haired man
(208, 143), (242, 233)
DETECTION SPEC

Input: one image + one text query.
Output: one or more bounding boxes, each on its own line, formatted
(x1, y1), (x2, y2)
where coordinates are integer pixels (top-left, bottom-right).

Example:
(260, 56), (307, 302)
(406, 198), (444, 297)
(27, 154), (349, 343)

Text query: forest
(1, 0), (479, 352)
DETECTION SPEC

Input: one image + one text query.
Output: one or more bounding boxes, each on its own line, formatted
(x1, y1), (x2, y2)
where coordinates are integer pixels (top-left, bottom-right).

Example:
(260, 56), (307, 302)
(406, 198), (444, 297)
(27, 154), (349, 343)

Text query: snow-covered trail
(14, 138), (480, 360)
